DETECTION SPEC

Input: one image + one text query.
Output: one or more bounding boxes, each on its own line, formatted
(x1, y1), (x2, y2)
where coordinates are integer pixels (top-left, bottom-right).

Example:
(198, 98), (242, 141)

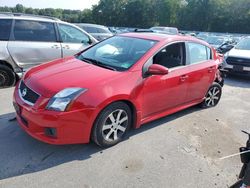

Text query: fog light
(45, 128), (57, 138)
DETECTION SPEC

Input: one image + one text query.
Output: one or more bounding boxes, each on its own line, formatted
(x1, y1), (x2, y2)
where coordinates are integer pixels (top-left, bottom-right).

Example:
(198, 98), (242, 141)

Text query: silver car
(0, 13), (97, 87)
(75, 23), (113, 41)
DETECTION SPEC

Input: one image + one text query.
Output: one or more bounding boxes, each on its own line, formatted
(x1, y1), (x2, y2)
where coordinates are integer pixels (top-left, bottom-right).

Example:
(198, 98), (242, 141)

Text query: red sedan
(13, 33), (223, 147)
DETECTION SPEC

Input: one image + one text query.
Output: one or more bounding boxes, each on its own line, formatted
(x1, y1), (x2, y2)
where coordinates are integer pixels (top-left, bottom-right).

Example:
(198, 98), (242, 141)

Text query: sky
(0, 0), (100, 10)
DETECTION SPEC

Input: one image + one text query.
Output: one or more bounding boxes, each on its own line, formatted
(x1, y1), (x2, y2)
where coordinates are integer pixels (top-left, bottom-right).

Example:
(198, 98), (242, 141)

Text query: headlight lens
(46, 88), (87, 111)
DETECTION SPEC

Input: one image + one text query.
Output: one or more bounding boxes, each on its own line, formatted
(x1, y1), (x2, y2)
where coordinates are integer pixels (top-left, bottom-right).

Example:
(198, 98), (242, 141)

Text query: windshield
(77, 36), (157, 71)
(206, 36), (224, 45)
(235, 38), (250, 50)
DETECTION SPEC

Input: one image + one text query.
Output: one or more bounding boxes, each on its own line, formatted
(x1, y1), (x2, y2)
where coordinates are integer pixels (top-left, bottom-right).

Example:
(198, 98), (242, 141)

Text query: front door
(142, 42), (189, 119)
(57, 24), (92, 57)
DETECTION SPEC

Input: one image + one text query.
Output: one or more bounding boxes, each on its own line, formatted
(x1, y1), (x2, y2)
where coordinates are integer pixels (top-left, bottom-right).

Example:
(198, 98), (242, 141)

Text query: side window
(0, 19), (12, 40)
(58, 24), (90, 44)
(153, 43), (185, 68)
(14, 20), (56, 42)
(206, 47), (212, 60)
(82, 26), (97, 33)
(187, 43), (210, 64)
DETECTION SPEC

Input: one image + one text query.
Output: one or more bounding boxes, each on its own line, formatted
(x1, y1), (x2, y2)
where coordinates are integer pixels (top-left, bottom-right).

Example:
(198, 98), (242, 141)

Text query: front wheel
(200, 82), (222, 108)
(91, 102), (132, 147)
(0, 65), (16, 88)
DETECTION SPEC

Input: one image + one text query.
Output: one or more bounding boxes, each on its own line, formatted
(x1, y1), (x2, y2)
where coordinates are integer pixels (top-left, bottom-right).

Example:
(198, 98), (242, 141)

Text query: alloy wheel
(205, 86), (221, 107)
(102, 109), (128, 142)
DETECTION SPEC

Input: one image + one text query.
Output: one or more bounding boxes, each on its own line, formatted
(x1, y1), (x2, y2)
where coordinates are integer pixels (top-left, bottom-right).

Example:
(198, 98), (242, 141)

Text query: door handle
(63, 45), (70, 49)
(180, 75), (189, 82)
(208, 66), (216, 73)
(51, 44), (60, 49)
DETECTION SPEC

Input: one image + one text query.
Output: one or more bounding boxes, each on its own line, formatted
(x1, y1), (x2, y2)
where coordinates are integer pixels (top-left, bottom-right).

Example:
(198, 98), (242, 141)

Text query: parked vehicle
(205, 36), (228, 49)
(150, 26), (179, 35)
(216, 42), (235, 54)
(230, 130), (250, 188)
(75, 23), (113, 41)
(0, 13), (97, 88)
(13, 33), (223, 147)
(222, 37), (250, 76)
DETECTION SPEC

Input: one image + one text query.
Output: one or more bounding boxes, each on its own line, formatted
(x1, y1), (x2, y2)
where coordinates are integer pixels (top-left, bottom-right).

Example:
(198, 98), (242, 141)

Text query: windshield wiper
(79, 56), (117, 71)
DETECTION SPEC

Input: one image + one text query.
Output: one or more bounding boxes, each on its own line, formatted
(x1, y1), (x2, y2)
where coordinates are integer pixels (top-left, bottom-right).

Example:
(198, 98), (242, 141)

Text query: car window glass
(0, 19), (12, 40)
(97, 28), (111, 34)
(82, 26), (98, 33)
(206, 47), (212, 59)
(153, 43), (184, 68)
(14, 20), (56, 42)
(235, 38), (250, 50)
(187, 43), (208, 64)
(59, 24), (89, 44)
(78, 36), (157, 71)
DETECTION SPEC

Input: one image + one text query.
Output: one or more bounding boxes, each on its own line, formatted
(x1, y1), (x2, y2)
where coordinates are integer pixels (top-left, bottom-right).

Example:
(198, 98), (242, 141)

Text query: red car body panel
(13, 33), (222, 145)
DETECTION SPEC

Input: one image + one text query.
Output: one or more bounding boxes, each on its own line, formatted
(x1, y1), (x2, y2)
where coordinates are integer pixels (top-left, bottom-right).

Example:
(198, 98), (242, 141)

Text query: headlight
(46, 88), (87, 111)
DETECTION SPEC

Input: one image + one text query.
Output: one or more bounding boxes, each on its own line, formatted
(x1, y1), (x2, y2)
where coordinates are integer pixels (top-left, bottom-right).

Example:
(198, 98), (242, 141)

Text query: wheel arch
(0, 60), (14, 71)
(92, 97), (139, 131)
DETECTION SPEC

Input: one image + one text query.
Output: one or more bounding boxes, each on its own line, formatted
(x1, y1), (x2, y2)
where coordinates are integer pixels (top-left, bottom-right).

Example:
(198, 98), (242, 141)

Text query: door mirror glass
(147, 64), (169, 75)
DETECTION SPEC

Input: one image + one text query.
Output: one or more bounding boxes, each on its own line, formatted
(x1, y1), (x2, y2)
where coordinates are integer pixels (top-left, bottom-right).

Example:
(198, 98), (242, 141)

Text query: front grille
(226, 56), (250, 67)
(19, 81), (40, 105)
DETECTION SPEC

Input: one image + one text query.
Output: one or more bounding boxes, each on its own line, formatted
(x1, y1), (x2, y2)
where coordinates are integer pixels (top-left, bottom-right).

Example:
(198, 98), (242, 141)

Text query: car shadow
(224, 74), (250, 88)
(0, 106), (200, 180)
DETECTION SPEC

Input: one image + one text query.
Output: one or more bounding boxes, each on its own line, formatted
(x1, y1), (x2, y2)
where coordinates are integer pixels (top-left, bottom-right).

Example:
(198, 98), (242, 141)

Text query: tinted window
(0, 19), (12, 40)
(187, 43), (209, 64)
(59, 24), (90, 43)
(14, 20), (56, 42)
(153, 43), (185, 68)
(97, 28), (112, 34)
(77, 36), (157, 71)
(235, 38), (250, 50)
(81, 26), (98, 33)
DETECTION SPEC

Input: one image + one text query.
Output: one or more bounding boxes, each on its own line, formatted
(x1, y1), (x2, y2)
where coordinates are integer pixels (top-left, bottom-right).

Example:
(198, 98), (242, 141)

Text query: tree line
(0, 0), (249, 33)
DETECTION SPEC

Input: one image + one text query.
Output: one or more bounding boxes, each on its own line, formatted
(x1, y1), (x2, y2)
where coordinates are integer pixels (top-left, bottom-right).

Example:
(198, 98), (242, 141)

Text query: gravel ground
(0, 75), (250, 188)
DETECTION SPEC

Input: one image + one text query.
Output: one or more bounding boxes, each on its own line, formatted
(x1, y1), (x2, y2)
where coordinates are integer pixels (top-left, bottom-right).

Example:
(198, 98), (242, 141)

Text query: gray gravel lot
(0, 75), (250, 188)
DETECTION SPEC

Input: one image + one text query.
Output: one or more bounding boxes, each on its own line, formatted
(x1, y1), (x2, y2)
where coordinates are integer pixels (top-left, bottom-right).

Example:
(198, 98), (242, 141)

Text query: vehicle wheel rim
(205, 86), (221, 107)
(102, 109), (128, 142)
(0, 71), (7, 86)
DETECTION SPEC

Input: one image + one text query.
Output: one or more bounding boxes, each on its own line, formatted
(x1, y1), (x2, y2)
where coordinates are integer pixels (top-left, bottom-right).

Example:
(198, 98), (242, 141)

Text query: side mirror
(87, 38), (93, 45)
(147, 64), (169, 75)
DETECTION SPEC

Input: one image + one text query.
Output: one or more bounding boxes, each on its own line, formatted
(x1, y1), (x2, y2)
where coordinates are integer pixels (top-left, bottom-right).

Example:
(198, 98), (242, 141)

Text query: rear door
(184, 42), (216, 103)
(7, 20), (62, 69)
(57, 24), (92, 57)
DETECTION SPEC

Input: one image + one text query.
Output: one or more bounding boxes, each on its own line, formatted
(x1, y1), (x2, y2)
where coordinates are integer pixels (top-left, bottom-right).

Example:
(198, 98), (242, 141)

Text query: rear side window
(13, 20), (57, 42)
(0, 19), (12, 40)
(82, 26), (98, 33)
(187, 42), (210, 64)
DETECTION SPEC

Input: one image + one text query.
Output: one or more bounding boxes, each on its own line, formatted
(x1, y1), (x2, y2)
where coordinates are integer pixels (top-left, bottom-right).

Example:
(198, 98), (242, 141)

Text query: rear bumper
(13, 86), (96, 145)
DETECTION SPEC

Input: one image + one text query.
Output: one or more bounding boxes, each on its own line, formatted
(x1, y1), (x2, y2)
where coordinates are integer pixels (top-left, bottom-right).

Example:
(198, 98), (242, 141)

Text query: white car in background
(223, 37), (250, 76)
(0, 13), (97, 87)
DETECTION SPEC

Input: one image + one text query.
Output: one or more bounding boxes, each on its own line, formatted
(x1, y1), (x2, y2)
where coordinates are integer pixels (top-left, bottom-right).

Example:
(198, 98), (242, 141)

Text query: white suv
(0, 13), (97, 87)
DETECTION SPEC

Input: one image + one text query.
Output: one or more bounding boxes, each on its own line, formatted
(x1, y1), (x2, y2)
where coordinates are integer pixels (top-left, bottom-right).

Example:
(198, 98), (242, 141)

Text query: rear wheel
(200, 82), (222, 108)
(0, 65), (15, 88)
(92, 102), (132, 147)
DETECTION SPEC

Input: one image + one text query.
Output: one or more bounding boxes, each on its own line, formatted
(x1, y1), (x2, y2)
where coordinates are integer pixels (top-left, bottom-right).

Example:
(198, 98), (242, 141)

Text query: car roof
(0, 12), (60, 22)
(119, 32), (209, 46)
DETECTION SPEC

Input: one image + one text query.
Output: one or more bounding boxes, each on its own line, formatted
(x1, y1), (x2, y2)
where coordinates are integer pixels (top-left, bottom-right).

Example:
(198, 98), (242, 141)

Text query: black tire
(200, 82), (222, 108)
(0, 65), (15, 88)
(91, 102), (132, 147)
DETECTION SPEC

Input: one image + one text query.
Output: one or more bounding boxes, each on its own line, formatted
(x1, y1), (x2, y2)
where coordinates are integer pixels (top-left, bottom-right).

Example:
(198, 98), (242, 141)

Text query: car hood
(228, 48), (250, 59)
(24, 57), (122, 97)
